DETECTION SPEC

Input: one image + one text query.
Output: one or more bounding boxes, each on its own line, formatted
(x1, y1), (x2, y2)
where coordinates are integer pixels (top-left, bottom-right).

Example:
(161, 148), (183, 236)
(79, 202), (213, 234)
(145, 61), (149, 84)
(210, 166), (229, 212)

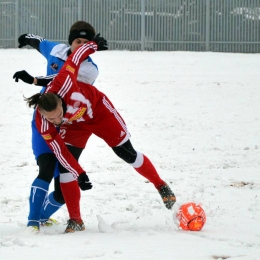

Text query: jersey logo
(42, 134), (52, 141)
(73, 101), (80, 109)
(50, 63), (58, 71)
(67, 107), (86, 123)
(66, 65), (75, 74)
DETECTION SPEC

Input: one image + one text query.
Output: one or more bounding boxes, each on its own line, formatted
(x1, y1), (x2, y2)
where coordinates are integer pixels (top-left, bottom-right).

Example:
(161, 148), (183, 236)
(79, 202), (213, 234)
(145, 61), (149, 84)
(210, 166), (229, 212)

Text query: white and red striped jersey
(35, 42), (101, 177)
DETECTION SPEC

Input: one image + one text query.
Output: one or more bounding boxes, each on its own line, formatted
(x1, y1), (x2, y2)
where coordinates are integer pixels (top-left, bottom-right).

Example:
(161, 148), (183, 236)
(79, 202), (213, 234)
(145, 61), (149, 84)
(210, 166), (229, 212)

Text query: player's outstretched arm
(17, 33), (44, 51)
(13, 70), (55, 86)
(13, 70), (34, 84)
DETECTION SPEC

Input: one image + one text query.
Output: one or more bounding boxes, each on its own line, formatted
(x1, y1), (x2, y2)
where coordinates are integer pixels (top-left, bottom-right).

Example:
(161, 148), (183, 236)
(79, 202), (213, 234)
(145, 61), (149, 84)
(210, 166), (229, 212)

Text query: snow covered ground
(0, 49), (259, 260)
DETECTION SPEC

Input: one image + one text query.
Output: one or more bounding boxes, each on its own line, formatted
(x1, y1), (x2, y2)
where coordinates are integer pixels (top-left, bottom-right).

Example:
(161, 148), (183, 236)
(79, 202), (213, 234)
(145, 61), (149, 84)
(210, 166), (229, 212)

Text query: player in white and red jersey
(19, 42), (176, 233)
(14, 21), (108, 231)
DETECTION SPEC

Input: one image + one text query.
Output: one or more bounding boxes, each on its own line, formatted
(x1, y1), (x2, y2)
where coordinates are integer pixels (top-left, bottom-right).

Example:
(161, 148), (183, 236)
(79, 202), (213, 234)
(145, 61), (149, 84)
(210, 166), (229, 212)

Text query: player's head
(25, 93), (63, 126)
(68, 21), (96, 52)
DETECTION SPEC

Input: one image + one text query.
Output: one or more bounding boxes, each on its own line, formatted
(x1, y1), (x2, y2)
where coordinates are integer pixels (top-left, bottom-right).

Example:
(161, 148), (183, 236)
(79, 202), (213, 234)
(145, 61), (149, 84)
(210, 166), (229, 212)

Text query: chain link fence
(0, 0), (259, 52)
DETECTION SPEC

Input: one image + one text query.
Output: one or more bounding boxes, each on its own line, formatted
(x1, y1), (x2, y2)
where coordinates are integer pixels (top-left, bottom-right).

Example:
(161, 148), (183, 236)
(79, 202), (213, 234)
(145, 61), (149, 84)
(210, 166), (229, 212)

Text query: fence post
(14, 0), (19, 48)
(141, 0), (145, 51)
(205, 0), (210, 51)
(78, 0), (82, 20)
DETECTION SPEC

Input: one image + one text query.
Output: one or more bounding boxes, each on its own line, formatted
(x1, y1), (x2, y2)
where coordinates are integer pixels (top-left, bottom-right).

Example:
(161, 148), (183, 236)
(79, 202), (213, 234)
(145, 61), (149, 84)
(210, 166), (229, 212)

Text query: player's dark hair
(24, 93), (59, 111)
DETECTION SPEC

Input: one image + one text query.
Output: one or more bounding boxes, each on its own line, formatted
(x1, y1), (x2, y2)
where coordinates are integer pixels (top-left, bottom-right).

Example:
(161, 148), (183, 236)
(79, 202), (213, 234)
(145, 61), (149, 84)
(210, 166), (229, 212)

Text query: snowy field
(0, 49), (260, 260)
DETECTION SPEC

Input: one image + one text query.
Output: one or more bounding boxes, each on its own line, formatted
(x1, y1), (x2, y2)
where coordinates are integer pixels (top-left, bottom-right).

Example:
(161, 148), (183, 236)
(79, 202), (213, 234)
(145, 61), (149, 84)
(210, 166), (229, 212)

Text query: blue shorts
(31, 111), (60, 178)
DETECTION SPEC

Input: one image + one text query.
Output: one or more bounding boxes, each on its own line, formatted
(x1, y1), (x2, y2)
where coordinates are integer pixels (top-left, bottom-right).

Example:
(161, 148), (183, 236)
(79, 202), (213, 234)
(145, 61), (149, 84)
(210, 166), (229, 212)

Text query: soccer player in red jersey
(15, 41), (176, 233)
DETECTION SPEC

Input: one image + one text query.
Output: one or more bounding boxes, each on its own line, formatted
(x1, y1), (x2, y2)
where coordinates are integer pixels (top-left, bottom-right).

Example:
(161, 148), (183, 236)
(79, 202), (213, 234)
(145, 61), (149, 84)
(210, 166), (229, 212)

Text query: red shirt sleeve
(35, 109), (84, 178)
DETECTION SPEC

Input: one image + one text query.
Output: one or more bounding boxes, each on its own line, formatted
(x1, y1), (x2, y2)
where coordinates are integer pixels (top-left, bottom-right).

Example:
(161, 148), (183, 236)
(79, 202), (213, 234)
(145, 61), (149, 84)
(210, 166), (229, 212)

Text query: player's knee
(37, 153), (57, 183)
(53, 190), (65, 204)
(112, 140), (137, 164)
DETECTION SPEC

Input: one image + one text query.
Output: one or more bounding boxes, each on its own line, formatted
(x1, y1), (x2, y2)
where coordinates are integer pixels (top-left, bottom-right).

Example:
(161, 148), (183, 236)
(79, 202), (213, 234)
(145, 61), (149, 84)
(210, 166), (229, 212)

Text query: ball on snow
(176, 202), (206, 231)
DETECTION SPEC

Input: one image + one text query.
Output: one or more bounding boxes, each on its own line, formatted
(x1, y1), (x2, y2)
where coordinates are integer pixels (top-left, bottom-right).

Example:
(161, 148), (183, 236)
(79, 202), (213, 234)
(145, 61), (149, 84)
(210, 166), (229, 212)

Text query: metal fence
(0, 0), (259, 52)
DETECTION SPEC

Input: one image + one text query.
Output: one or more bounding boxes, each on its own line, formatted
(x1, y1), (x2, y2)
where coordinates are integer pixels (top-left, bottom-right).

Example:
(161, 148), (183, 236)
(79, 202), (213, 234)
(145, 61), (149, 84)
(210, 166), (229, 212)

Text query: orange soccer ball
(176, 202), (206, 231)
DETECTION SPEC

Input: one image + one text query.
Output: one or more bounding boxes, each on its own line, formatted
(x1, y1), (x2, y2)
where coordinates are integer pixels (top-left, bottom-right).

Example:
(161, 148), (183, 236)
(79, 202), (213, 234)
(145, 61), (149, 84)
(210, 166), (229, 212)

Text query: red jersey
(35, 42), (129, 179)
(35, 43), (100, 178)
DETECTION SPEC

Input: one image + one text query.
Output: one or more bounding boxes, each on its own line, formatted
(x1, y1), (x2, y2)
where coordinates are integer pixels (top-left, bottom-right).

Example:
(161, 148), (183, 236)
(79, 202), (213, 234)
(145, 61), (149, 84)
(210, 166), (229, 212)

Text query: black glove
(93, 33), (108, 51)
(13, 70), (34, 84)
(18, 34), (29, 48)
(78, 173), (92, 191)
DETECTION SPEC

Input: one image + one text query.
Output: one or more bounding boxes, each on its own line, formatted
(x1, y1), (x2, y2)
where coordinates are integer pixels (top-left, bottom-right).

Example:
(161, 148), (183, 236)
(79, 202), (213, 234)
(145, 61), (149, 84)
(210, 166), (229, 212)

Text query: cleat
(65, 219), (85, 233)
(27, 225), (40, 233)
(41, 218), (59, 227)
(158, 183), (176, 209)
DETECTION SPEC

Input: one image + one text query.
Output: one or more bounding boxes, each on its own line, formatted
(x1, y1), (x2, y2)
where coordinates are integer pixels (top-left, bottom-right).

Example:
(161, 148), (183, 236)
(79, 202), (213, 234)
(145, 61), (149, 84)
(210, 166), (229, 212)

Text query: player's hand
(13, 70), (34, 84)
(93, 33), (108, 51)
(78, 173), (92, 190)
(18, 34), (29, 48)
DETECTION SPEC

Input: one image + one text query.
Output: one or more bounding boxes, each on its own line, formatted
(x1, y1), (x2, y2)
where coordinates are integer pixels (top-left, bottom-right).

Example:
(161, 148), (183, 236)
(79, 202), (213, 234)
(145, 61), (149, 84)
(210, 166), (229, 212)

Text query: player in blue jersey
(17, 21), (108, 230)
(14, 42), (176, 233)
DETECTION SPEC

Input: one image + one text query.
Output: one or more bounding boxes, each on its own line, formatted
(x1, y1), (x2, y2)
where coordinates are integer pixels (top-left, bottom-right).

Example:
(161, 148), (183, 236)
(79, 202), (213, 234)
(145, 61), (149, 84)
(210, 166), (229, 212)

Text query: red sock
(60, 181), (82, 222)
(134, 155), (165, 189)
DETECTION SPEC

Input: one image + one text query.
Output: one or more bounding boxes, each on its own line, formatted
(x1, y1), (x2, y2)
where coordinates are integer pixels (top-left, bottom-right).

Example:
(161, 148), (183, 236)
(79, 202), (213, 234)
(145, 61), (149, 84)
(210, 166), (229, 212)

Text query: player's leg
(40, 169), (65, 225)
(92, 95), (176, 209)
(112, 140), (166, 187)
(58, 145), (85, 233)
(90, 95), (164, 187)
(113, 140), (176, 209)
(27, 116), (56, 229)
